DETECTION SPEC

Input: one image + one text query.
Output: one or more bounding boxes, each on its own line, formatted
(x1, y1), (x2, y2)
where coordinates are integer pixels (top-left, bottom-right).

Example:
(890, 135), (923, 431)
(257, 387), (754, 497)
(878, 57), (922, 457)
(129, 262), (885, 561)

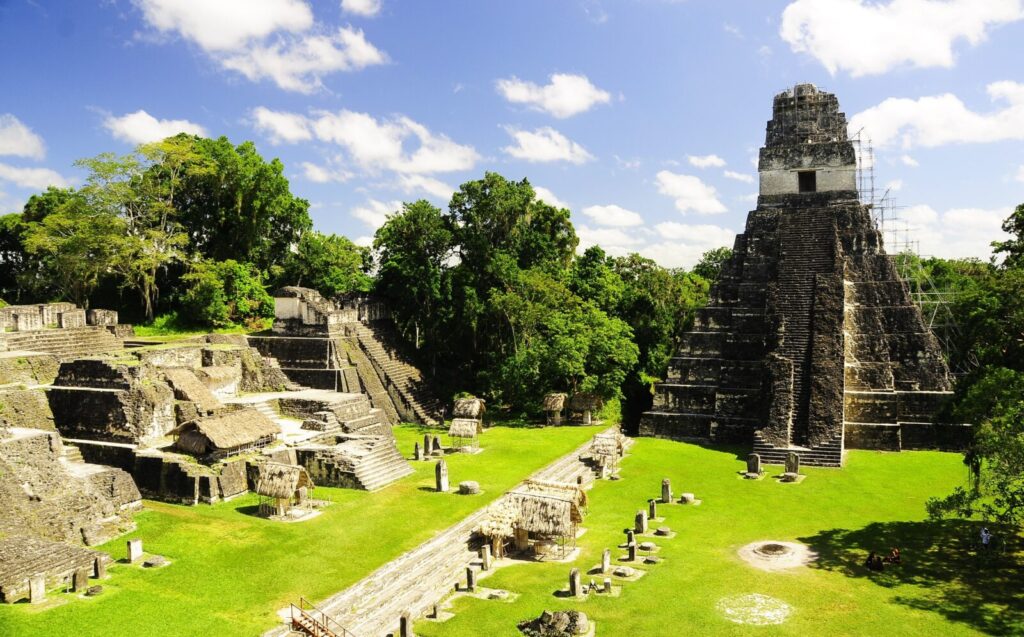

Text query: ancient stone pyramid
(639, 84), (965, 467)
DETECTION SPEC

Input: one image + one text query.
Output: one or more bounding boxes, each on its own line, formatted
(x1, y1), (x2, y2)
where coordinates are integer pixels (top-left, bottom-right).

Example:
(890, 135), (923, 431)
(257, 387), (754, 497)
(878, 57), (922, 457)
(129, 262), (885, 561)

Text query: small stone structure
(518, 611), (590, 637)
(0, 535), (110, 603)
(127, 539), (144, 563)
(634, 510), (648, 534)
(0, 302), (126, 360)
(568, 567), (582, 598)
(639, 83), (968, 465)
(746, 453), (763, 478)
(435, 459), (449, 492)
(661, 478), (672, 504)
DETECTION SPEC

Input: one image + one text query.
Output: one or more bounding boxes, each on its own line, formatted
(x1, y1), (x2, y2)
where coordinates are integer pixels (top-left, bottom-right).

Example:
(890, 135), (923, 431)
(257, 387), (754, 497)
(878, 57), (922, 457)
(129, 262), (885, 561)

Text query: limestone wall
(0, 429), (139, 546)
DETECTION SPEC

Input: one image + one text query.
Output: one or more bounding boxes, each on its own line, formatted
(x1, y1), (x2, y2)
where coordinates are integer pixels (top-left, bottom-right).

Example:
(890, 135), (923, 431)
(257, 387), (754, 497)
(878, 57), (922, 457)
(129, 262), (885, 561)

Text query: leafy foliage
(180, 259), (273, 329)
(276, 231), (372, 297)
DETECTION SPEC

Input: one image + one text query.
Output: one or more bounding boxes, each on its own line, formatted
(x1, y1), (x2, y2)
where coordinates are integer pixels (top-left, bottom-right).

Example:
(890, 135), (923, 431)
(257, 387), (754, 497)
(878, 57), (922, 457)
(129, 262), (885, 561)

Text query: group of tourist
(864, 547), (901, 572)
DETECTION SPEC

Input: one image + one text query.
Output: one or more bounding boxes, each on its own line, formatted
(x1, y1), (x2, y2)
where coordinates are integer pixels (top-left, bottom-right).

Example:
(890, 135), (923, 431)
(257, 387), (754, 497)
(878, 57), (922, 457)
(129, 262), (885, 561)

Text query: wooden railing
(290, 597), (357, 637)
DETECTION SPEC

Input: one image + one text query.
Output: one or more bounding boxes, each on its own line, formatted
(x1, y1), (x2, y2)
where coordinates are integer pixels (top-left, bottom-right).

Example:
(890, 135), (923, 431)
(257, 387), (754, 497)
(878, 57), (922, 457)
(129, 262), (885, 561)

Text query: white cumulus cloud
(135, 0), (313, 51)
(640, 222), (737, 269)
(780, 0), (1024, 77)
(687, 154), (726, 169)
(655, 170), (727, 214)
(341, 0), (382, 17)
(1016, 165), (1024, 182)
(580, 204), (643, 227)
(496, 73), (611, 118)
(313, 110), (479, 174)
(135, 1), (387, 93)
(723, 170), (754, 183)
(351, 198), (401, 229)
(397, 174), (454, 200)
(251, 106), (313, 144)
(900, 154), (919, 167)
(103, 110), (206, 144)
(898, 204), (1012, 260)
(850, 81), (1024, 149)
(502, 126), (594, 164)
(0, 162), (70, 189)
(0, 114), (46, 160)
(221, 27), (387, 93)
(533, 186), (569, 210)
(301, 161), (353, 183)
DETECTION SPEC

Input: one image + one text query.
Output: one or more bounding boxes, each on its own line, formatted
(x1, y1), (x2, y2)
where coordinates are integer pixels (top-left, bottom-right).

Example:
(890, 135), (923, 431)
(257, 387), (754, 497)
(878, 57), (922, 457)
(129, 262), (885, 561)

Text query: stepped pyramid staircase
(351, 323), (441, 426)
(1, 326), (122, 360)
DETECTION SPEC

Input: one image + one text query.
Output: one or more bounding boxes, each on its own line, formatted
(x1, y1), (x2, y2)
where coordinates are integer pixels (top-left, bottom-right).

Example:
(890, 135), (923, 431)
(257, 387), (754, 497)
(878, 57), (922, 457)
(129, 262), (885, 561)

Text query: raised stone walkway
(265, 426), (616, 637)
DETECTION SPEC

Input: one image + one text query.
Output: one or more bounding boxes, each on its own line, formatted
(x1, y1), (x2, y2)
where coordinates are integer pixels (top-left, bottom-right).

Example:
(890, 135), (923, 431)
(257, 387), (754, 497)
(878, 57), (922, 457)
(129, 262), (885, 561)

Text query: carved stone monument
(435, 459), (449, 492)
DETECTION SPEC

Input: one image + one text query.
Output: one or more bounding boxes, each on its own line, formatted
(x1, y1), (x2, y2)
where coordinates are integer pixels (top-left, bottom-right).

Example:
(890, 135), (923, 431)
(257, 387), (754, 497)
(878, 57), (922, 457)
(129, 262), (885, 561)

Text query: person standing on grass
(981, 527), (992, 551)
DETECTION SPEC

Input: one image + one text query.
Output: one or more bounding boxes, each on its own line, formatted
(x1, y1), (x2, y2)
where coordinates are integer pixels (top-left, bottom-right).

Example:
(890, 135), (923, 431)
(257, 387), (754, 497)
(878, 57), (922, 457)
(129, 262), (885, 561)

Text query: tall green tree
(374, 200), (454, 350)
(22, 193), (124, 308)
(171, 135), (312, 270)
(278, 231), (372, 297)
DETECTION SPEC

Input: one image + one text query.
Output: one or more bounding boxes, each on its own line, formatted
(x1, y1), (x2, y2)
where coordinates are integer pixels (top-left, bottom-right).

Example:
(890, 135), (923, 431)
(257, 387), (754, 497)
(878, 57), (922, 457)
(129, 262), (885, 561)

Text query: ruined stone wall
(0, 387), (55, 430)
(0, 429), (139, 546)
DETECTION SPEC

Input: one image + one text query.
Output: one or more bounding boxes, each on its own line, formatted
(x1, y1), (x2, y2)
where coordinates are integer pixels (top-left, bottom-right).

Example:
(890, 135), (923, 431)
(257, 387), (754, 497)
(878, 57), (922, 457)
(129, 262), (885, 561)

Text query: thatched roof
(477, 499), (517, 538)
(591, 433), (621, 458)
(452, 397), (485, 419)
(171, 408), (280, 454)
(507, 479), (586, 537)
(542, 393), (567, 411)
(255, 462), (313, 499)
(568, 392), (603, 411)
(449, 418), (482, 438)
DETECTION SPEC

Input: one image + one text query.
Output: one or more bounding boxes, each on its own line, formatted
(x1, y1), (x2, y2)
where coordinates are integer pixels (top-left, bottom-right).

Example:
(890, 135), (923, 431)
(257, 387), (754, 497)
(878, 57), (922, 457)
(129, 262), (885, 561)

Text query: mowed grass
(415, 439), (1024, 637)
(0, 423), (601, 637)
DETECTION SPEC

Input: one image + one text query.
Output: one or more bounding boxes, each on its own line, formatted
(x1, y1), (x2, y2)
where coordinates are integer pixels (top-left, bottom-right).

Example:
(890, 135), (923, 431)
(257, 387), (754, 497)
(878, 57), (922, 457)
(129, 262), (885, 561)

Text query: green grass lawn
(0, 423), (601, 637)
(414, 439), (1024, 637)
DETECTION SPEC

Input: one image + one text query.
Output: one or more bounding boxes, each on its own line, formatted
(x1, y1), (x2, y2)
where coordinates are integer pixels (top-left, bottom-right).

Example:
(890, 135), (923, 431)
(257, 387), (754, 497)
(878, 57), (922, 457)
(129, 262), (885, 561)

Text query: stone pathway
(265, 427), (617, 637)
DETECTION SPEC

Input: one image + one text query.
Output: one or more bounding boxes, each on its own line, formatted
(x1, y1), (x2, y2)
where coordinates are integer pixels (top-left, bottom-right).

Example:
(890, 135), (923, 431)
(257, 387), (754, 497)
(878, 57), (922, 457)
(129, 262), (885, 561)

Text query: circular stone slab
(458, 481), (481, 495)
(612, 566), (635, 578)
(737, 541), (816, 571)
(654, 527), (672, 536)
(716, 593), (792, 625)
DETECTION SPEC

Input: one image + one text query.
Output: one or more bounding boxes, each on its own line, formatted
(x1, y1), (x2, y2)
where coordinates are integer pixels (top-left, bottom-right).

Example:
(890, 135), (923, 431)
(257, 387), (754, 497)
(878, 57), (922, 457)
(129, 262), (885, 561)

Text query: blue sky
(0, 0), (1022, 267)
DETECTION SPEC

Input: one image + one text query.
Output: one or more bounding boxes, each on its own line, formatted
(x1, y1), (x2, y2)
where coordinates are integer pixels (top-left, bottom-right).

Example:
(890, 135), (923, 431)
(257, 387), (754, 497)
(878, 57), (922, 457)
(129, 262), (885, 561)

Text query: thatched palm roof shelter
(542, 392), (567, 425)
(255, 462), (314, 517)
(568, 392), (604, 425)
(171, 408), (279, 460)
(452, 397), (486, 419)
(448, 417), (483, 451)
(255, 462), (314, 499)
(503, 479), (588, 556)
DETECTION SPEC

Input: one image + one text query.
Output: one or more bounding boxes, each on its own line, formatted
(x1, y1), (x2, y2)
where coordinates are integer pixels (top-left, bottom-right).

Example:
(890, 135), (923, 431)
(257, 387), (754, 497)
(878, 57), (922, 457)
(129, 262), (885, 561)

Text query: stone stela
(435, 459), (449, 493)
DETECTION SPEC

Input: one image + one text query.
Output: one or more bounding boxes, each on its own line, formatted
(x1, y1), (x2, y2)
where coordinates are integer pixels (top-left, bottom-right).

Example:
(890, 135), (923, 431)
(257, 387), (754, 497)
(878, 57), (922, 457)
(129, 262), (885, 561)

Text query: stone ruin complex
(249, 287), (442, 425)
(640, 84), (967, 466)
(0, 289), (443, 602)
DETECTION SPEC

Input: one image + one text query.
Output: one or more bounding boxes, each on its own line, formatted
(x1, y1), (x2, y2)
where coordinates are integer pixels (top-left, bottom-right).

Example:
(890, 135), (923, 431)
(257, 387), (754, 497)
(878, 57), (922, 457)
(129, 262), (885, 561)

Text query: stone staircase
(352, 437), (416, 491)
(352, 324), (441, 426)
(268, 428), (617, 637)
(774, 205), (837, 445)
(338, 340), (401, 425)
(1, 326), (122, 360)
(752, 431), (843, 467)
(61, 444), (84, 464)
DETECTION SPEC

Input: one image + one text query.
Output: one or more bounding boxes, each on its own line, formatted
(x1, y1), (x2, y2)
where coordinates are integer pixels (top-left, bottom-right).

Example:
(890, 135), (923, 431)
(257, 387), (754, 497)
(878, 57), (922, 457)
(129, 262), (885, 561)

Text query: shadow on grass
(799, 520), (1024, 635)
